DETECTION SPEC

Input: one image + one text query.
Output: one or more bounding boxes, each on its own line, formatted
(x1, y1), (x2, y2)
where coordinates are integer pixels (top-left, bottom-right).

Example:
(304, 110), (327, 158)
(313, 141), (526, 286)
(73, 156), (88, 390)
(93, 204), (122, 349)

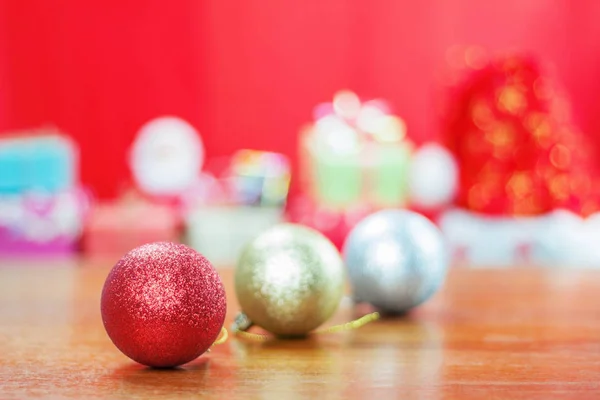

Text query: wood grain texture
(1, 259), (600, 399)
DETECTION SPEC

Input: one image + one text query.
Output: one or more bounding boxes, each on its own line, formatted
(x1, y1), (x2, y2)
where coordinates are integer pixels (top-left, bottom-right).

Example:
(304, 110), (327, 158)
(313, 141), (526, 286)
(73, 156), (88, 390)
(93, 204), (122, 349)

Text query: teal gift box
(0, 132), (77, 194)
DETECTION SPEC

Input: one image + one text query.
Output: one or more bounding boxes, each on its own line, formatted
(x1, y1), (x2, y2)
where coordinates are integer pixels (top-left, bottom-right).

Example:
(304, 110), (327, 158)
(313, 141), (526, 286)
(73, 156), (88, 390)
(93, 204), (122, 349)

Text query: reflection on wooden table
(1, 259), (599, 399)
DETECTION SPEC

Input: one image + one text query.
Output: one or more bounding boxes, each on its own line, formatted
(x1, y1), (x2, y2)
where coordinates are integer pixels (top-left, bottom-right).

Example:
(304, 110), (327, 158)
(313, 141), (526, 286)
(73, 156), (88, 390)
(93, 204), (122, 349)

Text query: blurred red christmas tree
(443, 52), (599, 216)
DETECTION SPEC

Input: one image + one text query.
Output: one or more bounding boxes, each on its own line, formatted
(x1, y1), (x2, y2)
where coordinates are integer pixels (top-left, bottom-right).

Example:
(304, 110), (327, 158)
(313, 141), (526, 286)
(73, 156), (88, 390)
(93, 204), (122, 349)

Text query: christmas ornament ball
(101, 242), (226, 368)
(235, 223), (345, 337)
(343, 210), (448, 313)
(408, 143), (458, 209)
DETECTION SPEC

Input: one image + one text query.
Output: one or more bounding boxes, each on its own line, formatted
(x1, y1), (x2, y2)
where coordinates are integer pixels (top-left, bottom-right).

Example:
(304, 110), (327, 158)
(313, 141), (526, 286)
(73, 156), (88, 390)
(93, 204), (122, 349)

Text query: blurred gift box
(0, 188), (88, 255)
(227, 149), (290, 207)
(0, 130), (77, 195)
(185, 205), (283, 266)
(438, 207), (600, 268)
(0, 129), (85, 255)
(299, 90), (413, 211)
(82, 201), (180, 257)
(182, 149), (290, 265)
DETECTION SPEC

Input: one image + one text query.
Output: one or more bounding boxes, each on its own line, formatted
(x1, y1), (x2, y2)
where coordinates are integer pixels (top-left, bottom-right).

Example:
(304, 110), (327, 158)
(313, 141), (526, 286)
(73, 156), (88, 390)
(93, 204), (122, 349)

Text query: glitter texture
(101, 242), (226, 367)
(343, 210), (448, 313)
(235, 224), (345, 337)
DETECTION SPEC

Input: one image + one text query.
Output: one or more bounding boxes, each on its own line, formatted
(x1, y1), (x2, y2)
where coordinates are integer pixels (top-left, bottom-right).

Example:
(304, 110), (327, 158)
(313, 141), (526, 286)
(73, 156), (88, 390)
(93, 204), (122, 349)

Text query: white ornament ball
(408, 143), (458, 209)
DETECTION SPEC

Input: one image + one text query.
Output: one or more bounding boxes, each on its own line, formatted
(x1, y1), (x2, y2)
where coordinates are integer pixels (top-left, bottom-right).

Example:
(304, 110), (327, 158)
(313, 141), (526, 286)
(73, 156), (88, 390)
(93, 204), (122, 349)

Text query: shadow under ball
(235, 224), (345, 337)
(343, 209), (448, 314)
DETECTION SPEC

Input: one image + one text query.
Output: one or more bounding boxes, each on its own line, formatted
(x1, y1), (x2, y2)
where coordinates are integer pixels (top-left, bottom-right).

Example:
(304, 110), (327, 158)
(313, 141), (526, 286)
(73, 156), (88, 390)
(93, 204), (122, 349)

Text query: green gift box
(300, 93), (413, 211)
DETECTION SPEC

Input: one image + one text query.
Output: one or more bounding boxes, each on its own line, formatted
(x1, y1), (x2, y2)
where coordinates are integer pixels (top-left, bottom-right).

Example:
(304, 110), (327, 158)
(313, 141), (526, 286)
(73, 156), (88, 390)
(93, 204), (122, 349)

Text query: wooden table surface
(1, 259), (600, 399)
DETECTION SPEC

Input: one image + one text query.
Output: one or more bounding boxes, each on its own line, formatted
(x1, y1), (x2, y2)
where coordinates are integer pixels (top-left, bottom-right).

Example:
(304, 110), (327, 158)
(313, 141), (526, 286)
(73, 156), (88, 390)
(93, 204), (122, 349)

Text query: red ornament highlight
(101, 242), (226, 368)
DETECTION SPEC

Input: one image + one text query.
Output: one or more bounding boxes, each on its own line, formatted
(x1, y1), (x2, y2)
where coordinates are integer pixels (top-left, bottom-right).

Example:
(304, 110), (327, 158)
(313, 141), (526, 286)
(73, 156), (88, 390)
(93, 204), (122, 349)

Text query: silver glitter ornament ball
(343, 209), (448, 313)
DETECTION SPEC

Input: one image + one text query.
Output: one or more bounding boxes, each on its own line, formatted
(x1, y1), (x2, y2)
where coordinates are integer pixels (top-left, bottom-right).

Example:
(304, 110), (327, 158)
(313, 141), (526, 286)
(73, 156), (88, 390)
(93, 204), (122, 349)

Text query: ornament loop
(234, 329), (272, 342)
(231, 312), (380, 341)
(314, 312), (380, 335)
(212, 327), (229, 345)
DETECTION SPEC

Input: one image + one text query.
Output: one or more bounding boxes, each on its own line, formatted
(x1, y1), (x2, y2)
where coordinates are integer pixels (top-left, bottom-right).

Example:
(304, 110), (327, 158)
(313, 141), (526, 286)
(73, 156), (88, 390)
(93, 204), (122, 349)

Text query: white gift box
(185, 206), (284, 266)
(438, 208), (600, 268)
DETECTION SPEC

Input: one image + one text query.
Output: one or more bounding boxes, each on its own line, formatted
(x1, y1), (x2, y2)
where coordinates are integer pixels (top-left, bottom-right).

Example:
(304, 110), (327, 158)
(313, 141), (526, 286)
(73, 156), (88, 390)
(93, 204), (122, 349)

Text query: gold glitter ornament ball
(235, 223), (345, 337)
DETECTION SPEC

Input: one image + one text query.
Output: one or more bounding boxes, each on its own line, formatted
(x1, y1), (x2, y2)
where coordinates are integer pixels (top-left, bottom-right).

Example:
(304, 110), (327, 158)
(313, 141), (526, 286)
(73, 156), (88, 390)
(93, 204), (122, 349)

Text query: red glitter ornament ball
(101, 242), (226, 368)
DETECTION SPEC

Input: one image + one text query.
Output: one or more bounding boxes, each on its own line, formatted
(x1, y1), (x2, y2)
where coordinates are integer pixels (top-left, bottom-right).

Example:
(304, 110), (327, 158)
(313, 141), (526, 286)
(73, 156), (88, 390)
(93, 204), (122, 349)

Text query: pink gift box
(0, 188), (88, 255)
(82, 201), (180, 256)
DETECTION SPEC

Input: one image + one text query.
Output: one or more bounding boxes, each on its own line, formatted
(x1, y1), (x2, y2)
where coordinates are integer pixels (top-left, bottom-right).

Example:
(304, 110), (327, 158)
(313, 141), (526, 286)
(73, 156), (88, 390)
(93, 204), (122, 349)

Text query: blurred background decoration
(437, 53), (600, 267)
(0, 129), (88, 255)
(2, 0), (600, 267)
(184, 149), (290, 265)
(130, 116), (205, 199)
(299, 90), (412, 210)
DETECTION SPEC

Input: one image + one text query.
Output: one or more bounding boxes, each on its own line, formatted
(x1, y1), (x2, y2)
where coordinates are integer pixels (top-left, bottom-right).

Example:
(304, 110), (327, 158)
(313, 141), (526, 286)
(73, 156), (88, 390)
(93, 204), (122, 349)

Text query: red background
(1, 1), (600, 199)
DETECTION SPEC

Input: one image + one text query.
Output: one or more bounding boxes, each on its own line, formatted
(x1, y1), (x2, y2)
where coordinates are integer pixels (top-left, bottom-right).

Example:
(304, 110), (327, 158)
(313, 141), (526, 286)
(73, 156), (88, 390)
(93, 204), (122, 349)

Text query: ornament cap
(231, 312), (254, 332)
